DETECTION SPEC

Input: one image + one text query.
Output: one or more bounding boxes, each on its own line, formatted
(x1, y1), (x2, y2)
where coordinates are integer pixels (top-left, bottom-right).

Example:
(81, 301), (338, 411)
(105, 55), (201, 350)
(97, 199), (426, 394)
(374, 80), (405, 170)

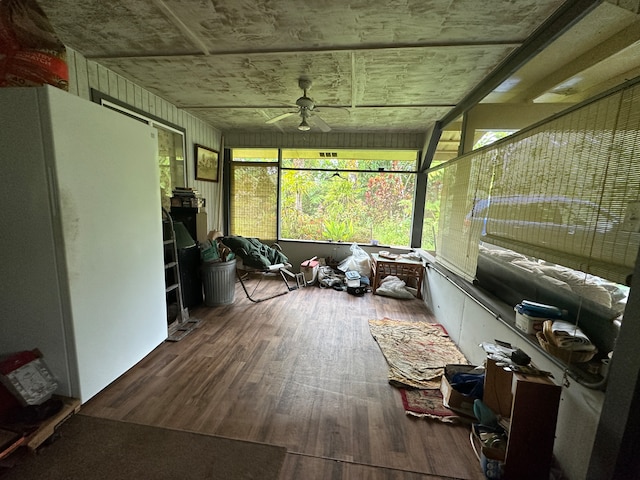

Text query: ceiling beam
(438, 0), (604, 128)
(85, 40), (524, 61)
(514, 18), (640, 102)
(150, 0), (210, 55)
(547, 63), (640, 103)
(182, 103), (456, 110)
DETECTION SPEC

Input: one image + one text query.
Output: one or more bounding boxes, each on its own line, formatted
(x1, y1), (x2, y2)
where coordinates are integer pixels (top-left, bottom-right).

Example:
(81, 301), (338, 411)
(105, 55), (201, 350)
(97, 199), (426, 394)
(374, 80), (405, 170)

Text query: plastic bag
(0, 0), (69, 89)
(375, 276), (415, 299)
(318, 266), (342, 288)
(337, 243), (371, 276)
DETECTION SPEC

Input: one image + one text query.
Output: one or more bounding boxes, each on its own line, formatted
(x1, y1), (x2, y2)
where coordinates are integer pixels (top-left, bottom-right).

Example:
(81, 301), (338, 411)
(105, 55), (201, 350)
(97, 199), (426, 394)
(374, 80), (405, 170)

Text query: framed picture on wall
(194, 144), (219, 182)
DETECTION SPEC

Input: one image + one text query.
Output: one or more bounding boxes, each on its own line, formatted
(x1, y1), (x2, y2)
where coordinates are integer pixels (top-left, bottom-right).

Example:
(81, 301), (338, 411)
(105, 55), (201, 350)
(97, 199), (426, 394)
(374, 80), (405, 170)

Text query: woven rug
(368, 318), (468, 389)
(399, 388), (460, 422)
(2, 414), (286, 480)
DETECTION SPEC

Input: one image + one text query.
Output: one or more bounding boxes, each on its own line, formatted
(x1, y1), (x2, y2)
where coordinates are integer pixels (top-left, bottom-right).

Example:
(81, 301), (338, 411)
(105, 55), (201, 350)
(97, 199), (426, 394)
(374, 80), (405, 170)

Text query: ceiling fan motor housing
(296, 95), (315, 110)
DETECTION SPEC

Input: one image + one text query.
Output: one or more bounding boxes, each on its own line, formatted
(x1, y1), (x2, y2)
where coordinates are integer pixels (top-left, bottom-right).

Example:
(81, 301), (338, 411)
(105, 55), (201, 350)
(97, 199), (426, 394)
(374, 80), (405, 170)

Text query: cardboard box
(0, 352), (57, 406)
(514, 311), (546, 334)
(472, 424), (506, 479)
(440, 364), (479, 417)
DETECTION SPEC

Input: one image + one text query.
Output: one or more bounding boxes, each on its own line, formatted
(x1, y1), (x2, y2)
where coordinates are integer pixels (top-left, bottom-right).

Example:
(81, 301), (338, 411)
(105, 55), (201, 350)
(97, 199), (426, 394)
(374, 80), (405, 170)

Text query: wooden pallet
(1, 395), (80, 459)
(25, 396), (81, 450)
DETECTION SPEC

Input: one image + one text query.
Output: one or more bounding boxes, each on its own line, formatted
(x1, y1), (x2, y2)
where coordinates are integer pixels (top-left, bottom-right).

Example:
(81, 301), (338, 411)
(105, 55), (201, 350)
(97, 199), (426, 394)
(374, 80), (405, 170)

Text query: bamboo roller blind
(433, 79), (640, 285)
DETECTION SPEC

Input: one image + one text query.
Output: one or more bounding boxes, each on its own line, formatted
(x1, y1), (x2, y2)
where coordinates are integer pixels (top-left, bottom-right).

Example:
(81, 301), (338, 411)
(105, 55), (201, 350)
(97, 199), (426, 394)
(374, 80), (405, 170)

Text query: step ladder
(163, 208), (200, 341)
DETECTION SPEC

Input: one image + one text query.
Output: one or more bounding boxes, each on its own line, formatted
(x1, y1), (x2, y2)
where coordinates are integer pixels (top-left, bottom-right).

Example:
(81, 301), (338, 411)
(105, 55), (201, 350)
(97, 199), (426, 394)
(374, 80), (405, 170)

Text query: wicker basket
(536, 320), (596, 364)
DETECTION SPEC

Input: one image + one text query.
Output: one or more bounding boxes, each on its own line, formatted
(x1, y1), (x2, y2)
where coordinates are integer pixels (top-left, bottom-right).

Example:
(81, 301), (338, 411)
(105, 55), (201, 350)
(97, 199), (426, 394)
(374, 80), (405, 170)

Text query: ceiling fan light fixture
(298, 118), (311, 131)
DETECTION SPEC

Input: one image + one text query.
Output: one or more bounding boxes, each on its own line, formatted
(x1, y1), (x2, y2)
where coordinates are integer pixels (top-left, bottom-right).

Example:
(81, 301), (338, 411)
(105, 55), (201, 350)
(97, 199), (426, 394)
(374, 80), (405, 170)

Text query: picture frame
(194, 144), (219, 182)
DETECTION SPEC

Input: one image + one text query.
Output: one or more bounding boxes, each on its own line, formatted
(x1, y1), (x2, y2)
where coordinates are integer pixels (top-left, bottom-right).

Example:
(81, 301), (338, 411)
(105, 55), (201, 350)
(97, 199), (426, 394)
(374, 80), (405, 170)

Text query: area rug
(368, 318), (468, 389)
(2, 414), (286, 480)
(399, 388), (460, 423)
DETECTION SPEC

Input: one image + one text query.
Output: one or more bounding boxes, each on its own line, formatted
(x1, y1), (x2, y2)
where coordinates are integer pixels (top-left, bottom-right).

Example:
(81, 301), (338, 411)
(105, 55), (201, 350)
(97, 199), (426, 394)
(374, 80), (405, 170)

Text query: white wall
(64, 48), (224, 234)
(424, 264), (604, 480)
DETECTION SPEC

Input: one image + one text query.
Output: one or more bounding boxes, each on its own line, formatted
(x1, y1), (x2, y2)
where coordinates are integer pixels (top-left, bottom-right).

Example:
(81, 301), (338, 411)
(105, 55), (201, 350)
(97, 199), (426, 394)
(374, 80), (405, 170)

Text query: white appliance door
(43, 86), (167, 402)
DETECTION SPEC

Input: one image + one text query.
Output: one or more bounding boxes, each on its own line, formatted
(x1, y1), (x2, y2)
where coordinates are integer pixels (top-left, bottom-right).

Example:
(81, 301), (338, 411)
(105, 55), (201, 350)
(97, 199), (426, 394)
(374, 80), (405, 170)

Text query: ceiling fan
(266, 77), (332, 132)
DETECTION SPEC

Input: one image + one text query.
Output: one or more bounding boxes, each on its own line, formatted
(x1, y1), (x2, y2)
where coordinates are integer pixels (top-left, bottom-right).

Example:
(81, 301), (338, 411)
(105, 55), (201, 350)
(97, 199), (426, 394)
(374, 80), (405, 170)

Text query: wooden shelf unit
(483, 359), (561, 480)
(370, 253), (425, 298)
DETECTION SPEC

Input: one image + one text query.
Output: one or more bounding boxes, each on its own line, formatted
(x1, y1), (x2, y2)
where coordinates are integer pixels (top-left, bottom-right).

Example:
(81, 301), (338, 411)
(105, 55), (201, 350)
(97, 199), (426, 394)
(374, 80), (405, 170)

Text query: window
(432, 81), (640, 287)
(280, 149), (417, 245)
(426, 79), (640, 359)
(156, 125), (186, 211)
(230, 149), (279, 240)
(229, 148), (419, 246)
(473, 130), (517, 149)
(421, 167), (442, 252)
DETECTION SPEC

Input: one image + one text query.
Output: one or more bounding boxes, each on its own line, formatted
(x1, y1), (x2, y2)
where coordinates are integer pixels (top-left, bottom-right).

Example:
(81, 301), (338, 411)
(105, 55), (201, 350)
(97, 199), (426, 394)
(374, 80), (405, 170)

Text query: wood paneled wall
(64, 48), (225, 233)
(224, 131), (426, 150)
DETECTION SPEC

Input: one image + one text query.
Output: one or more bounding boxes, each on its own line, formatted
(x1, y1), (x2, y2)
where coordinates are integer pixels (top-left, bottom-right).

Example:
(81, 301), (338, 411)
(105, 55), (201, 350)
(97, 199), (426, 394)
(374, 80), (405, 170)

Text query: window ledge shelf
(425, 261), (608, 390)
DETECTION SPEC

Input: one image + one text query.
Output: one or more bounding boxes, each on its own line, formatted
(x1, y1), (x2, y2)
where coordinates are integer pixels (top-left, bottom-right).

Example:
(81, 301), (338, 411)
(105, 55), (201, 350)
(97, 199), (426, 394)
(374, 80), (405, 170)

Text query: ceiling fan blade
(310, 114), (331, 132)
(265, 111), (297, 124)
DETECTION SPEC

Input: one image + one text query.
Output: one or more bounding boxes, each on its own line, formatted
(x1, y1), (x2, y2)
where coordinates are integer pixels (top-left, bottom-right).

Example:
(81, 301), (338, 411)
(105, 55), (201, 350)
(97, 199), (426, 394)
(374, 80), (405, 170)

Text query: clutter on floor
(369, 318), (469, 389)
(470, 342), (562, 479)
(370, 252), (425, 298)
(367, 326), (565, 478)
(369, 318), (472, 422)
(0, 350), (80, 462)
(301, 244), (426, 298)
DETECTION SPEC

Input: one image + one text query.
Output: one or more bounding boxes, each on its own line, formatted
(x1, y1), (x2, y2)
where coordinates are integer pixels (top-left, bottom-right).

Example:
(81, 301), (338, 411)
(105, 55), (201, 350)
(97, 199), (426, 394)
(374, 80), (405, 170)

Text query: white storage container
(514, 311), (547, 334)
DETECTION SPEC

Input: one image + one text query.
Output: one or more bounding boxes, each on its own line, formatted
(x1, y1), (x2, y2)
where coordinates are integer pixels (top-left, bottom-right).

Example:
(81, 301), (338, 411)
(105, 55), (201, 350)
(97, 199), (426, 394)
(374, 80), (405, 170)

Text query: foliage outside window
(156, 125), (185, 211)
(280, 149), (417, 246)
(229, 149), (418, 246)
(422, 167), (443, 252)
(420, 131), (515, 252)
(473, 130), (516, 149)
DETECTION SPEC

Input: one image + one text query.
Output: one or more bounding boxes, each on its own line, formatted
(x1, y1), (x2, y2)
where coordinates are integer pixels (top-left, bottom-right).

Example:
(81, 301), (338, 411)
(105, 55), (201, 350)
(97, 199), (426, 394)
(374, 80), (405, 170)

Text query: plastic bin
(202, 258), (236, 306)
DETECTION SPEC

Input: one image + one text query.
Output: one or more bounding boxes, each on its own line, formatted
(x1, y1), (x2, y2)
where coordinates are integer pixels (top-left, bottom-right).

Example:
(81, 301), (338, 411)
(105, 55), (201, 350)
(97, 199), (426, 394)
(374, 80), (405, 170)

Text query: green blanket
(221, 236), (288, 270)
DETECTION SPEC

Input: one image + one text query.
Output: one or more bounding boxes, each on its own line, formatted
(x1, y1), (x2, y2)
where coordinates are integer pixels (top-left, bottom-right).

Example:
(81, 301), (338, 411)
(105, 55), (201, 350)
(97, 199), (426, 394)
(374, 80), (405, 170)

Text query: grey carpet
(3, 414), (286, 480)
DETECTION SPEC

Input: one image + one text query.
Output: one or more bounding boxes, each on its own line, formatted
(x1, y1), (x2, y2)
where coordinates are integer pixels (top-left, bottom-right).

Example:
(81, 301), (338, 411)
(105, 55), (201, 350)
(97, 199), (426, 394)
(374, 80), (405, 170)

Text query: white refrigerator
(0, 85), (168, 403)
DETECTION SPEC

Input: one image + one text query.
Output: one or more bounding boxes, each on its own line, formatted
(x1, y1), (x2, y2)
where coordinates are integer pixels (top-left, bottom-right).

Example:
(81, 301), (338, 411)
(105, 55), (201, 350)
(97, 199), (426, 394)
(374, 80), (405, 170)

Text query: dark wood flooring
(81, 275), (485, 479)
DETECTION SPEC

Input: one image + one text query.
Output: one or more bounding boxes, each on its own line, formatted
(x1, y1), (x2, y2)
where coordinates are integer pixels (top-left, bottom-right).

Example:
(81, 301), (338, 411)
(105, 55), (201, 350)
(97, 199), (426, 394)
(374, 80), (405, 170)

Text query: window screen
(431, 151), (488, 281)
(230, 149), (279, 240)
(433, 80), (640, 285)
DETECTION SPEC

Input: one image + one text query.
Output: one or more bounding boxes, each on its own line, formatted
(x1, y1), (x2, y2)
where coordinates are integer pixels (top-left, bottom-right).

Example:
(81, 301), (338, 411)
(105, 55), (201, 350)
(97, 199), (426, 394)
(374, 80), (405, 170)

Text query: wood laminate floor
(82, 276), (485, 480)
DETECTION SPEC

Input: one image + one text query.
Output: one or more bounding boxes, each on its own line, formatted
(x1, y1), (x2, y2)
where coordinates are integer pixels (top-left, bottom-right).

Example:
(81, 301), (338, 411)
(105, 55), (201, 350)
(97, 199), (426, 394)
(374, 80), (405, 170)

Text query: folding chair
(221, 236), (305, 303)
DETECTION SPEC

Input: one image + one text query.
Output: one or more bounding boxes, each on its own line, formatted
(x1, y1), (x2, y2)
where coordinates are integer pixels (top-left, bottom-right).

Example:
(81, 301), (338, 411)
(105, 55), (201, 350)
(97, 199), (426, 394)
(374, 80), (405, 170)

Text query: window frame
(229, 148), (421, 246)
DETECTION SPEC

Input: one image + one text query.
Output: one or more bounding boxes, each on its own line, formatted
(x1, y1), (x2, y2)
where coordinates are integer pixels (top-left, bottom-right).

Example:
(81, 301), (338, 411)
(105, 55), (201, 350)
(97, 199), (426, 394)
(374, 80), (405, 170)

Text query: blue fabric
(450, 372), (485, 399)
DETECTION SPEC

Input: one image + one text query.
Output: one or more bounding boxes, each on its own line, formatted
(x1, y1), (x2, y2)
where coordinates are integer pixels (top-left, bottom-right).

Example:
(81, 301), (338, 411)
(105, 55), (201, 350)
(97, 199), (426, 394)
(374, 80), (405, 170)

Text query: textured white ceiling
(37, 0), (640, 136)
